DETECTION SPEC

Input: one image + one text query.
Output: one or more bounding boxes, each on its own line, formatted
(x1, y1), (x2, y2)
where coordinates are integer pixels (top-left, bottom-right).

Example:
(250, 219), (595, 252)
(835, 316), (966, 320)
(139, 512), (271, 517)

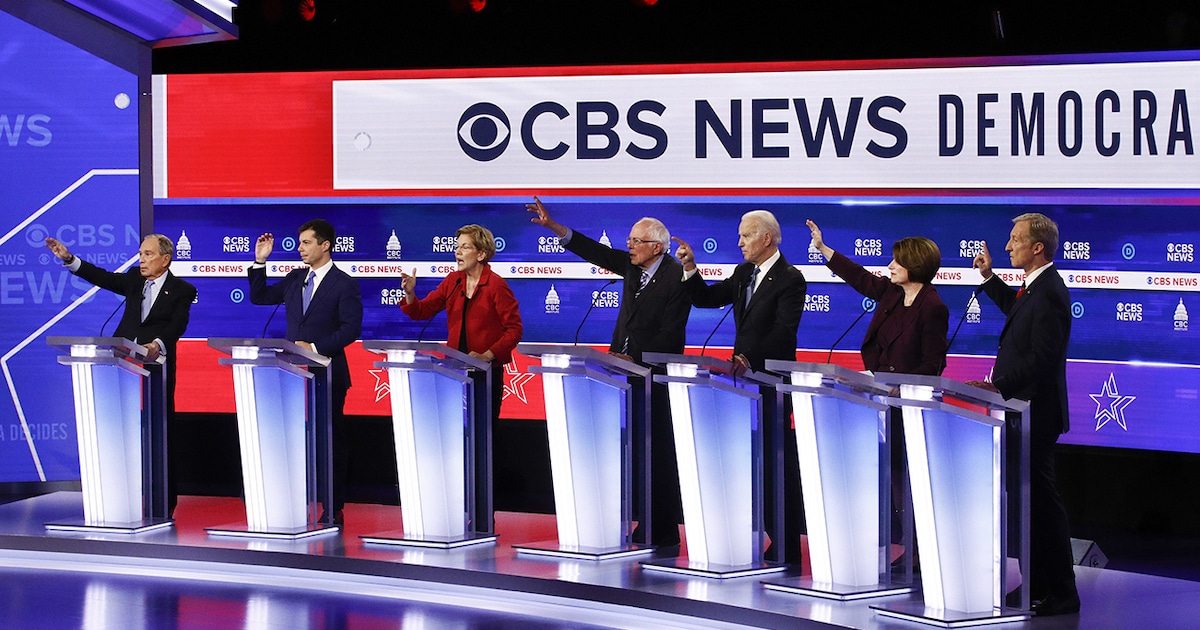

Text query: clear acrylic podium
(871, 374), (1032, 626)
(640, 353), (787, 579)
(46, 336), (173, 534)
(761, 360), (913, 600)
(514, 344), (653, 560)
(207, 338), (338, 540)
(359, 340), (497, 549)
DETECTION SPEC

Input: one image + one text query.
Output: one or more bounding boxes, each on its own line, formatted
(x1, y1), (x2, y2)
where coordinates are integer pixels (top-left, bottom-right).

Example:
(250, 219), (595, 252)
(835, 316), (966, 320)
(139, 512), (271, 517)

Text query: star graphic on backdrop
(503, 362), (534, 403)
(368, 368), (391, 403)
(1089, 373), (1135, 431)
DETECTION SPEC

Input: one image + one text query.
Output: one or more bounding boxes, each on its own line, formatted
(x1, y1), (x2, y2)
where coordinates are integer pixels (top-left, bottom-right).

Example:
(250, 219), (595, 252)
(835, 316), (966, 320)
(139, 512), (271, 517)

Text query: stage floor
(1, 492), (1197, 629)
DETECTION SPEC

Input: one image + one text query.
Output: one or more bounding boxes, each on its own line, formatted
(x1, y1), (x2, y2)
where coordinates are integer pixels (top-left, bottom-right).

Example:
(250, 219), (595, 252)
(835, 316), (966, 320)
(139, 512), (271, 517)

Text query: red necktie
(1016, 282), (1026, 299)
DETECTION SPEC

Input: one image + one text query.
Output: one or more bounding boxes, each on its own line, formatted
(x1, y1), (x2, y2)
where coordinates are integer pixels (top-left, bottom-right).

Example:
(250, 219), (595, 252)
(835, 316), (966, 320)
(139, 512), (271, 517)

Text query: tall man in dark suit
(675, 210), (808, 564)
(46, 234), (197, 517)
(527, 196), (692, 548)
(249, 219), (362, 526)
(970, 212), (1079, 617)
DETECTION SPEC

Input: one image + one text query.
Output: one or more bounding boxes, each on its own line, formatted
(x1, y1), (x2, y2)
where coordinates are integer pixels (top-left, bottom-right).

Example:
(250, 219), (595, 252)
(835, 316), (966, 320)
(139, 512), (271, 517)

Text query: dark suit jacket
(400, 263), (523, 365)
(826, 252), (949, 375)
(686, 253), (807, 371)
(564, 230), (691, 362)
(249, 264), (363, 393)
(981, 265), (1072, 434)
(74, 261), (197, 361)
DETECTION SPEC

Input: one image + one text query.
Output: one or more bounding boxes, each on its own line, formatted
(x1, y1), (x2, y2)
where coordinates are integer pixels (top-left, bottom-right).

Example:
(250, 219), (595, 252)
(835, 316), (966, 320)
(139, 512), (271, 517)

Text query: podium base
(360, 530), (498, 549)
(640, 557), (787, 579)
(205, 522), (340, 541)
(45, 517), (174, 535)
(872, 601), (1031, 627)
(514, 540), (655, 561)
(763, 576), (914, 601)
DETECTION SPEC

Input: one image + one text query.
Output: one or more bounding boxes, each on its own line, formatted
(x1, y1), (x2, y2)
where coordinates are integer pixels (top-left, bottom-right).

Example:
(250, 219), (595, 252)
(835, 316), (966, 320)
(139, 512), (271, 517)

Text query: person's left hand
(142, 341), (161, 362)
(468, 350), (495, 364)
(731, 354), (751, 377)
(608, 351), (633, 363)
(965, 379), (999, 393)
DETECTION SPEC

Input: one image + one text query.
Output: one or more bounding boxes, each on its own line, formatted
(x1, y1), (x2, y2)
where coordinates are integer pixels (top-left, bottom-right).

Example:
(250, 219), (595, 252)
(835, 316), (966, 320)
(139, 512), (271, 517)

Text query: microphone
(418, 277), (461, 342)
(99, 298), (126, 337)
(700, 305), (734, 358)
(827, 300), (873, 364)
(943, 285), (985, 374)
(575, 278), (619, 345)
(262, 268), (306, 338)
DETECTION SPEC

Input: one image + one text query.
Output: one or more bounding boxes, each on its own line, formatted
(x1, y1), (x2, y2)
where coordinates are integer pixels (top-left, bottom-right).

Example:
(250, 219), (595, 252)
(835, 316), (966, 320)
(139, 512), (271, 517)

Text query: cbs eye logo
(458, 103), (511, 162)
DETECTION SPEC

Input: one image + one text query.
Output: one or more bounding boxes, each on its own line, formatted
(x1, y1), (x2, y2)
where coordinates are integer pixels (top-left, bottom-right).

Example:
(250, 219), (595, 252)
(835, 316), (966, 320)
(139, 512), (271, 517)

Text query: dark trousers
(632, 378), (682, 546)
(1008, 418), (1077, 599)
(763, 389), (804, 564)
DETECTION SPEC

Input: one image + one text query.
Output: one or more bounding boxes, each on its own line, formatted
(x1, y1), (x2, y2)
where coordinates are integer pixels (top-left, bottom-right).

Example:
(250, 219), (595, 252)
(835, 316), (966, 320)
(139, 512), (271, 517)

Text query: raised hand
(255, 233), (275, 264)
(973, 242), (993, 279)
(671, 236), (696, 271)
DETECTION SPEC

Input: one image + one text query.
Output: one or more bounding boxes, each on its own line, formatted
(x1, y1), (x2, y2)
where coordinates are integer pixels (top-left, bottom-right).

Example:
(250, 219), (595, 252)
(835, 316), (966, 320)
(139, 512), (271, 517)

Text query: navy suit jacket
(249, 264), (363, 393)
(686, 253), (807, 372)
(981, 265), (1072, 435)
(564, 230), (691, 363)
(826, 252), (949, 375)
(74, 261), (197, 361)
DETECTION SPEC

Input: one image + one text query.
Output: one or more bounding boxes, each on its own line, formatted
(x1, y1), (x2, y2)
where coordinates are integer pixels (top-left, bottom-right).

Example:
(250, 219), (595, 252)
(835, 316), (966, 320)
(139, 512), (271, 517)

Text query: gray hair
(1012, 212), (1059, 261)
(741, 210), (782, 246)
(144, 234), (175, 257)
(638, 217), (671, 253)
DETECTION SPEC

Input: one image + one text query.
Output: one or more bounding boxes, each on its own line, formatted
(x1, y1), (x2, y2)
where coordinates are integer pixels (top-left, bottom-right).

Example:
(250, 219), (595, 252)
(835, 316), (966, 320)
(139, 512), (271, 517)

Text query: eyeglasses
(626, 237), (657, 247)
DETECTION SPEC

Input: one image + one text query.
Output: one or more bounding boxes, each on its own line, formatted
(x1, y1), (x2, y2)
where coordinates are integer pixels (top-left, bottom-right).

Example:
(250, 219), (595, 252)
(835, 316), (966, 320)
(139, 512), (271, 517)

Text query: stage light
(449, 0), (487, 14)
(299, 0), (316, 22)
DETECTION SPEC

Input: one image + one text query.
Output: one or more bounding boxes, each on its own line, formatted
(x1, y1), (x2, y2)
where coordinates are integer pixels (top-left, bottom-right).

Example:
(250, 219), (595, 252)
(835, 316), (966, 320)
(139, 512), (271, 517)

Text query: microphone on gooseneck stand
(700, 305), (734, 358)
(942, 285), (985, 375)
(418, 277), (461, 342)
(99, 298), (126, 337)
(827, 299), (873, 364)
(575, 278), (619, 345)
(262, 269), (306, 338)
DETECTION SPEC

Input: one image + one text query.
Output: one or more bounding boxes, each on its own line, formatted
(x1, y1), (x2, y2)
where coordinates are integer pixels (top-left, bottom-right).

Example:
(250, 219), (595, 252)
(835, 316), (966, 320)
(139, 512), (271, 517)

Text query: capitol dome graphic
(545, 284), (561, 314)
(1175, 298), (1188, 331)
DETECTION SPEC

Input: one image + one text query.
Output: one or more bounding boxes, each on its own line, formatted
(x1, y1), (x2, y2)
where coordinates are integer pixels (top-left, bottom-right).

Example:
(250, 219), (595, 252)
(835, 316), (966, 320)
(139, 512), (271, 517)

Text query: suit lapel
(303, 266), (339, 320)
(743, 257), (787, 317)
(1000, 270), (1044, 337)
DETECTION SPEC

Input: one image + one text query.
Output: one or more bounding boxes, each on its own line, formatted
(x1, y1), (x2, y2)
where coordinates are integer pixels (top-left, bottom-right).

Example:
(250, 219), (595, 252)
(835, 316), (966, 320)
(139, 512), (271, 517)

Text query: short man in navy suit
(675, 210), (808, 564)
(46, 233), (197, 517)
(249, 219), (362, 525)
(970, 212), (1079, 616)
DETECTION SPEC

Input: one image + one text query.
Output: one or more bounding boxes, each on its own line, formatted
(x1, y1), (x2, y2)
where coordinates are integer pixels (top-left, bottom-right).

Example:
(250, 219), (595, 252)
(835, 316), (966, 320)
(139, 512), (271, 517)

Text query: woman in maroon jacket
(400, 224), (523, 419)
(807, 219), (949, 570)
(806, 220), (949, 375)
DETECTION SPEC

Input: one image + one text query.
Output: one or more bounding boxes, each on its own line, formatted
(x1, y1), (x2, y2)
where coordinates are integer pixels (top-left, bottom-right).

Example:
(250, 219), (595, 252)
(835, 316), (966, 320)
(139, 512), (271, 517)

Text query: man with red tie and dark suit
(970, 212), (1079, 617)
(249, 219), (362, 526)
(675, 210), (808, 564)
(46, 234), (197, 517)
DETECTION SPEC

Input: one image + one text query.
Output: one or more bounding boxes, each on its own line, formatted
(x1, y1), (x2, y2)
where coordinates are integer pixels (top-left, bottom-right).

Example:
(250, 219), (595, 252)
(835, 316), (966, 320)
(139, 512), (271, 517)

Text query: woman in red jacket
(400, 224), (523, 419)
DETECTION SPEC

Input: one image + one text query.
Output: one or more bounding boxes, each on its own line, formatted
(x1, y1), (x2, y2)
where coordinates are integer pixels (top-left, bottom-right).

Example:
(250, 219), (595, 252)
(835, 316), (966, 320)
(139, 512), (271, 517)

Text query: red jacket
(400, 263), (523, 365)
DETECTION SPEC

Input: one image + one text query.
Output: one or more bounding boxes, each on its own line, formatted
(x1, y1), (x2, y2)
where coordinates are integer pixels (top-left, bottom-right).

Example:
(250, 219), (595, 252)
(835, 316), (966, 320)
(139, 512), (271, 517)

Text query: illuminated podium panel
(360, 340), (496, 549)
(46, 336), (172, 534)
(871, 374), (1031, 627)
(761, 360), (911, 600)
(514, 344), (652, 560)
(207, 338), (338, 540)
(641, 353), (786, 579)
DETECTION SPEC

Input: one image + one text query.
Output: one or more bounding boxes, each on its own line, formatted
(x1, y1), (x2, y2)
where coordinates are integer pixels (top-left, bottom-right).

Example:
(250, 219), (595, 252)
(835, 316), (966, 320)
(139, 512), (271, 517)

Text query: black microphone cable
(827, 299), (873, 364)
(417, 277), (461, 342)
(575, 278), (619, 345)
(262, 268), (306, 338)
(942, 285), (985, 375)
(99, 298), (126, 337)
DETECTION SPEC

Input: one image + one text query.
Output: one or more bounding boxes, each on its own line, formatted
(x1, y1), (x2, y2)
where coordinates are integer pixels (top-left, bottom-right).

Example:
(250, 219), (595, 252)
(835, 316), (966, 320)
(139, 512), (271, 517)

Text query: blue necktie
(635, 269), (650, 298)
(744, 267), (759, 309)
(141, 280), (154, 322)
(302, 270), (316, 313)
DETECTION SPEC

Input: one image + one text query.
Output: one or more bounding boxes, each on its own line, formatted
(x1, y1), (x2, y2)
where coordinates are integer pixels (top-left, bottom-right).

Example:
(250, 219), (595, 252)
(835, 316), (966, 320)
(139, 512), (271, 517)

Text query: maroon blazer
(827, 252), (949, 375)
(400, 263), (523, 365)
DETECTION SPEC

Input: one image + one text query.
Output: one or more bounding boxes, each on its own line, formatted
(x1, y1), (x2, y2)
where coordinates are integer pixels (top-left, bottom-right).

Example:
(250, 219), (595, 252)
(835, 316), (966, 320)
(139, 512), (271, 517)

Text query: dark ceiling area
(152, 1), (1200, 74)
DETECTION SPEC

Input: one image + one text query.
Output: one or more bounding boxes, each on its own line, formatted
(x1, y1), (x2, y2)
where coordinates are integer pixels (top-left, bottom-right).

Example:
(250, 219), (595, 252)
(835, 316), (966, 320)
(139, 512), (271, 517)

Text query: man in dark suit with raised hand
(249, 219), (362, 526)
(970, 212), (1079, 617)
(527, 196), (691, 548)
(46, 233), (197, 517)
(675, 210), (807, 564)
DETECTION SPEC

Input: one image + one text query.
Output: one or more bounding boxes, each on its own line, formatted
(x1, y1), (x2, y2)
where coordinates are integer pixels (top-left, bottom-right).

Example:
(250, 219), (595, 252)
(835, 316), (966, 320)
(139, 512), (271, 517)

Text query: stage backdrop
(0, 10), (141, 483)
(150, 53), (1200, 458)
